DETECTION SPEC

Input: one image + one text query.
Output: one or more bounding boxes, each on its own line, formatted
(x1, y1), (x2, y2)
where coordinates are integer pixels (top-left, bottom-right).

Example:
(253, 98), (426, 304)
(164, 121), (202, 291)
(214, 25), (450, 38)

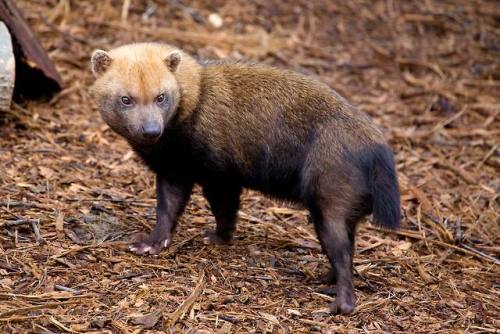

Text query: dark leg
(130, 175), (192, 255)
(311, 209), (356, 314)
(321, 220), (356, 284)
(202, 183), (241, 244)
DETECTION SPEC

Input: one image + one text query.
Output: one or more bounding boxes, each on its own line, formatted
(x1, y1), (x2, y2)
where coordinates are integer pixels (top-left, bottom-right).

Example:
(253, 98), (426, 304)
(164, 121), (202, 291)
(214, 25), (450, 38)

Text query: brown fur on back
(192, 63), (385, 154)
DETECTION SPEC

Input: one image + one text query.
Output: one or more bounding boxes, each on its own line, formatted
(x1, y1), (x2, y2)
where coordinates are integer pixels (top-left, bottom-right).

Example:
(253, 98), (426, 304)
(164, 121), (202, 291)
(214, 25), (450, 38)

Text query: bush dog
(90, 43), (400, 314)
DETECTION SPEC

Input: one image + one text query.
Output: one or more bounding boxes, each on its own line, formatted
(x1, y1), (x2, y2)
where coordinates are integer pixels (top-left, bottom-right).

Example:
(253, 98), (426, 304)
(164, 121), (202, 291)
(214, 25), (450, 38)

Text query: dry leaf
(39, 166), (55, 179)
(392, 241), (412, 257)
(55, 211), (65, 240)
(121, 150), (134, 162)
(130, 310), (162, 329)
(417, 264), (433, 283)
(259, 312), (280, 325)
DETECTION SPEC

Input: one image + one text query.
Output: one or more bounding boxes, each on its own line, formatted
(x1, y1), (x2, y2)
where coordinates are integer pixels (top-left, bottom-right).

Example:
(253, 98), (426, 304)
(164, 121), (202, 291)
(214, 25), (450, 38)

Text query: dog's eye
(121, 96), (133, 106)
(156, 93), (167, 104)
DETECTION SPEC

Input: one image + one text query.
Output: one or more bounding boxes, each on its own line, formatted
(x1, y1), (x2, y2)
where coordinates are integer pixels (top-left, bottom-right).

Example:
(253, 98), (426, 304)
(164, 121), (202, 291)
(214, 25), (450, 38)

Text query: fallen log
(0, 0), (62, 98)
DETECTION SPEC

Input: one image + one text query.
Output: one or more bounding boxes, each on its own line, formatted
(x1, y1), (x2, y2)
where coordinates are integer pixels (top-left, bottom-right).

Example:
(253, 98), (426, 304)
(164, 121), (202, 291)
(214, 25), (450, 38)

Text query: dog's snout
(141, 122), (162, 139)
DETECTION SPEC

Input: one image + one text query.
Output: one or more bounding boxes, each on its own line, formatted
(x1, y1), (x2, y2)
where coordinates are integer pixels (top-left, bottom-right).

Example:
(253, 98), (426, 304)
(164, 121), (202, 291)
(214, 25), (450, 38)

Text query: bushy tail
(367, 144), (401, 230)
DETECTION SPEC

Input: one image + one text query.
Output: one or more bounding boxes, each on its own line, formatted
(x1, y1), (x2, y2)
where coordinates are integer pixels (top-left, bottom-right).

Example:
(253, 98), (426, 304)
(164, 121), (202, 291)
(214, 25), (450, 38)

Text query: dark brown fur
(90, 43), (401, 315)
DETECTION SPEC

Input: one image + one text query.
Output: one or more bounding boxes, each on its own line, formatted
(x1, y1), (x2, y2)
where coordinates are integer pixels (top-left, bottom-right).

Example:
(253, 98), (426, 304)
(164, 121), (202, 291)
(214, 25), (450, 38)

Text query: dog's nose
(142, 122), (162, 139)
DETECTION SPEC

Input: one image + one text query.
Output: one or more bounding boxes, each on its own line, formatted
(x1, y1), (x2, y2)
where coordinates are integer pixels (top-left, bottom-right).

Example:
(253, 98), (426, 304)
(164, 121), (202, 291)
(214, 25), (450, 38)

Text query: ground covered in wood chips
(1, 0), (499, 333)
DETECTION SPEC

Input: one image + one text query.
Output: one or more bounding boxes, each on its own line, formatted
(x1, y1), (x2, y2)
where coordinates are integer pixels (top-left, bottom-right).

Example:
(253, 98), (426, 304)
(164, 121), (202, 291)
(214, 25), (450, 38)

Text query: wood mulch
(1, 0), (498, 333)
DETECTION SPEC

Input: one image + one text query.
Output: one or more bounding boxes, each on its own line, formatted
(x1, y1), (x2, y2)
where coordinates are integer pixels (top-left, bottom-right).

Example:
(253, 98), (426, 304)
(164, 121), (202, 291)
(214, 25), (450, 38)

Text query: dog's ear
(91, 50), (112, 76)
(165, 51), (182, 72)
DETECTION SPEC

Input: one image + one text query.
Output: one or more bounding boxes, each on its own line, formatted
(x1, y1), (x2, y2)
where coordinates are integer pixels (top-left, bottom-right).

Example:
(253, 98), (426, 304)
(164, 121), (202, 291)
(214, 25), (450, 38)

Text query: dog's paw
(129, 237), (171, 255)
(203, 229), (232, 245)
(330, 295), (355, 315)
